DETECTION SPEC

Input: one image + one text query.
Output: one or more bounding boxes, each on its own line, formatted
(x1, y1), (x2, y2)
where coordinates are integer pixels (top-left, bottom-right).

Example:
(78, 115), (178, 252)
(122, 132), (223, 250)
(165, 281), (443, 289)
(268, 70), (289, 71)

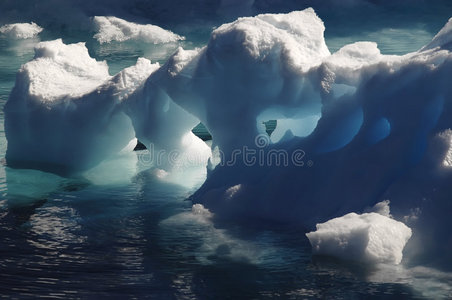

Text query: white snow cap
(93, 16), (184, 44)
(306, 212), (412, 265)
(27, 39), (110, 101)
(0, 22), (43, 39)
(211, 8), (330, 73)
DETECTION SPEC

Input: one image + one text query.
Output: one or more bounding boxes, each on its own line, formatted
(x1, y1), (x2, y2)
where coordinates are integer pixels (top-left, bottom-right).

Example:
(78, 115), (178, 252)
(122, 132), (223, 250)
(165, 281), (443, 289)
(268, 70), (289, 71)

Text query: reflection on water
(28, 204), (87, 250)
(4, 167), (66, 200)
(367, 264), (452, 299)
(159, 204), (267, 265)
(2, 155), (436, 298)
(1, 147), (451, 298)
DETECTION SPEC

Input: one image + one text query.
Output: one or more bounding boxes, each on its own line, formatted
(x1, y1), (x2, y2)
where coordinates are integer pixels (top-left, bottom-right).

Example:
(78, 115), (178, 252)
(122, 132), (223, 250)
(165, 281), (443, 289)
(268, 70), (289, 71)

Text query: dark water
(1, 7), (452, 299)
(0, 175), (424, 299)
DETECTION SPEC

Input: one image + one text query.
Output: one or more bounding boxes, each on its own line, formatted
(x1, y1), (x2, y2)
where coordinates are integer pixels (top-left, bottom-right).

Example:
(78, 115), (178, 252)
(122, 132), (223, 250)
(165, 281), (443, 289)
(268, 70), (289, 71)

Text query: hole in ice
(257, 107), (322, 144)
(192, 122), (212, 141)
(134, 140), (147, 151)
(263, 116), (320, 143)
(133, 122), (214, 151)
(262, 120), (277, 136)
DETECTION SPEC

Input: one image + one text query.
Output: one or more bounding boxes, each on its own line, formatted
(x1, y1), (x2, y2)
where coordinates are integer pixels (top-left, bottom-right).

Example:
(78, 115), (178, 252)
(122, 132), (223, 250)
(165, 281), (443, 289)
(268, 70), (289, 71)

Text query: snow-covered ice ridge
(93, 16), (184, 44)
(0, 22), (43, 39)
(5, 8), (452, 268)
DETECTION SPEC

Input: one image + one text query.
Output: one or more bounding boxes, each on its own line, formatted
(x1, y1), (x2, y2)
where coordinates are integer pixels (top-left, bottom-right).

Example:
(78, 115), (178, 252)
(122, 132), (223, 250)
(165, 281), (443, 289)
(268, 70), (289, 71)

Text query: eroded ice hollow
(4, 8), (452, 268)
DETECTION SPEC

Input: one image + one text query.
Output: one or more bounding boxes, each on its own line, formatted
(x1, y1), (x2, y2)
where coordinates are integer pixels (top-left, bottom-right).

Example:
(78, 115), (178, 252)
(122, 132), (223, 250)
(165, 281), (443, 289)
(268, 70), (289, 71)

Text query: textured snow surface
(25, 39), (110, 101)
(0, 22), (43, 39)
(213, 9), (330, 72)
(93, 16), (184, 44)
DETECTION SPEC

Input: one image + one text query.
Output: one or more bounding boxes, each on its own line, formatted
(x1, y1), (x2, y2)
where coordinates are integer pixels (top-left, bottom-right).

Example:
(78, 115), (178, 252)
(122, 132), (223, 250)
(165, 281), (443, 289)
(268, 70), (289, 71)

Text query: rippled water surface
(0, 17), (451, 299)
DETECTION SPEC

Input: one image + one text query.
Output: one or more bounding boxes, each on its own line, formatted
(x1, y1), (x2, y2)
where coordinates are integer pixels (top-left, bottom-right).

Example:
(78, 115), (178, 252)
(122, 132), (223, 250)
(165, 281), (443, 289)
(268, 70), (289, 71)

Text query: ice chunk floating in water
(93, 16), (184, 44)
(0, 22), (43, 39)
(306, 211), (412, 264)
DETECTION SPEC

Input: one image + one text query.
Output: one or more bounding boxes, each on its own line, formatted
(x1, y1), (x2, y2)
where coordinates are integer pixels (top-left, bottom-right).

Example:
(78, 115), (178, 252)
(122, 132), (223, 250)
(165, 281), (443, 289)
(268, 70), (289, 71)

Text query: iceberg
(173, 9), (452, 268)
(93, 16), (184, 44)
(0, 22), (43, 39)
(4, 8), (452, 269)
(4, 39), (157, 175)
(4, 38), (210, 176)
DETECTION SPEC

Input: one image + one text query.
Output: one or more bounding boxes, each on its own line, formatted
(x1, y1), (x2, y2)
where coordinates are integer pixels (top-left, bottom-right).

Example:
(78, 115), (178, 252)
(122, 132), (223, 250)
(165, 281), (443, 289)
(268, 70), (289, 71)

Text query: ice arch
(4, 39), (140, 175)
(4, 39), (211, 175)
(150, 9), (330, 155)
